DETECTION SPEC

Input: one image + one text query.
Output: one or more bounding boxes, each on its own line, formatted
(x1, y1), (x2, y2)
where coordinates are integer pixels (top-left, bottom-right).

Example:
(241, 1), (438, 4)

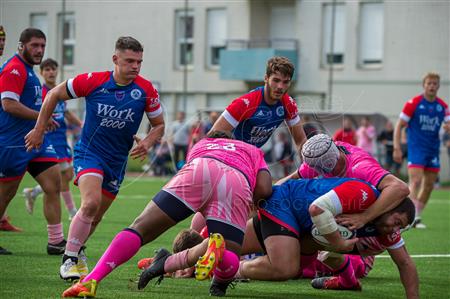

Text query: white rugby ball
(311, 224), (356, 246)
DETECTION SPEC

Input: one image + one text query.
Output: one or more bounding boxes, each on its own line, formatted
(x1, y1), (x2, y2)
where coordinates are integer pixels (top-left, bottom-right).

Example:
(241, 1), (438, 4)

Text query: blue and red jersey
(400, 94), (450, 154)
(43, 84), (68, 147)
(222, 87), (300, 148)
(66, 71), (162, 165)
(0, 54), (43, 147)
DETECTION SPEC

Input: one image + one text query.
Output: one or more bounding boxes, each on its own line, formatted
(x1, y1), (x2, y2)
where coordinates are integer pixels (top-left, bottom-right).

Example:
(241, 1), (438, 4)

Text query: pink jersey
(298, 141), (389, 188)
(187, 138), (268, 191)
(356, 231), (404, 256)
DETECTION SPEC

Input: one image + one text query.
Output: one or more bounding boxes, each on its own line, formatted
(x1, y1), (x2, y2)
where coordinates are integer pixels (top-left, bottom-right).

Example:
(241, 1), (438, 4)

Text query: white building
(1, 0), (449, 178)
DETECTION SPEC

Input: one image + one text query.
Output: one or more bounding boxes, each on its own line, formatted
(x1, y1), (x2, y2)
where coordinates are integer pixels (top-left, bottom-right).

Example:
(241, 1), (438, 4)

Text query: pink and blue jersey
(66, 71), (162, 166)
(298, 141), (389, 189)
(222, 87), (300, 148)
(187, 137), (268, 191)
(0, 54), (43, 147)
(400, 94), (450, 154)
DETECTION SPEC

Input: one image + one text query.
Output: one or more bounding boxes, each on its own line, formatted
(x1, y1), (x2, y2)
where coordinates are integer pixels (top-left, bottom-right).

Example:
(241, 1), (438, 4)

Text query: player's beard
(22, 47), (43, 65)
(267, 84), (284, 101)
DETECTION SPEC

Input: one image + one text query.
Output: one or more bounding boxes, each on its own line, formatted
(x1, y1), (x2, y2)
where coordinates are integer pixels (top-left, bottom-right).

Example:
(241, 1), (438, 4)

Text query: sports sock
(335, 255), (358, 288)
(65, 212), (94, 257)
(47, 223), (64, 245)
(82, 229), (142, 283)
(61, 191), (76, 213)
(213, 250), (239, 283)
(164, 250), (189, 273)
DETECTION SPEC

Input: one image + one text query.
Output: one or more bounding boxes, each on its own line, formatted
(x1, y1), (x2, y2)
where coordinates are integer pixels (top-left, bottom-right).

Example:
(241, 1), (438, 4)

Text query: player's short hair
(206, 130), (233, 139)
(266, 56), (295, 79)
(0, 25), (6, 37)
(302, 134), (340, 174)
(115, 36), (143, 52)
(389, 197), (416, 225)
(19, 28), (46, 44)
(172, 229), (203, 253)
(40, 58), (58, 71)
(422, 72), (440, 85)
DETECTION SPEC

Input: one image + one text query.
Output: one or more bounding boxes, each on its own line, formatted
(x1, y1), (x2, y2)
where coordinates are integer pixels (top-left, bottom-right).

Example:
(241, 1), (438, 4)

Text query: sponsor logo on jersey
(148, 97), (160, 108)
(87, 73), (93, 79)
(0, 172), (5, 178)
(10, 69), (20, 76)
(115, 91), (126, 101)
(28, 72), (33, 77)
(98, 88), (109, 94)
(419, 104), (425, 109)
(255, 109), (272, 118)
(97, 103), (135, 122)
(249, 125), (277, 144)
(130, 89), (142, 100)
(361, 189), (368, 202)
(242, 98), (250, 107)
(419, 115), (440, 131)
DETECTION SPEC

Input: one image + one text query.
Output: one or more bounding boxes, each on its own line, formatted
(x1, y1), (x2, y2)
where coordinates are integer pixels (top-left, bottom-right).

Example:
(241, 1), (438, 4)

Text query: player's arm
(64, 110), (82, 128)
(130, 113), (165, 161)
(253, 170), (272, 205)
(275, 169), (300, 185)
(393, 118), (408, 163)
(1, 98), (40, 120)
(287, 121), (307, 157)
(208, 114), (234, 136)
(24, 81), (71, 151)
(309, 191), (358, 252)
(387, 246), (419, 299)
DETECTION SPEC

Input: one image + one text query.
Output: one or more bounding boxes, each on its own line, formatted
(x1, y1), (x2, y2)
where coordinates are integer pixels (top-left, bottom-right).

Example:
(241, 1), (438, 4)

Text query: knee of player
(272, 261), (299, 280)
(79, 200), (101, 217)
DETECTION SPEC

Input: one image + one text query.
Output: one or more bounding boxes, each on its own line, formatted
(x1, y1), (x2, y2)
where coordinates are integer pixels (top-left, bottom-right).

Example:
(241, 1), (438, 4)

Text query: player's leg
(415, 169), (438, 228)
(60, 163), (77, 219)
(61, 174), (103, 280)
(30, 162), (65, 255)
(0, 179), (22, 233)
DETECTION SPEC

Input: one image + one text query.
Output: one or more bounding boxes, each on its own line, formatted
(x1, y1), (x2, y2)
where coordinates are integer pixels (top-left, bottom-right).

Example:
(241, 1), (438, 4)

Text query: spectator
(302, 115), (322, 139)
(378, 120), (401, 177)
(203, 111), (219, 135)
(356, 116), (376, 155)
(444, 131), (450, 177)
(333, 116), (356, 145)
(273, 130), (294, 177)
(170, 111), (190, 170)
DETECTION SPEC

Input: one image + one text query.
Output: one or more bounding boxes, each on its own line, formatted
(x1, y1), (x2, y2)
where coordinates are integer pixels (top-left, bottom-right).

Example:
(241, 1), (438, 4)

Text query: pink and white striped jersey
(299, 141), (389, 188)
(187, 138), (268, 191)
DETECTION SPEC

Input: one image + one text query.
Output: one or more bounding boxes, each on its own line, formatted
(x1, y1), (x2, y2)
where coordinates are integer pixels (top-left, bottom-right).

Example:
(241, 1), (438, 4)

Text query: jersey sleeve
(399, 95), (421, 123)
(333, 180), (378, 213)
(144, 83), (163, 119)
(379, 231), (404, 249)
(258, 150), (269, 172)
(222, 92), (259, 128)
(282, 94), (300, 126)
(66, 72), (109, 99)
(298, 162), (319, 178)
(0, 63), (27, 101)
(437, 98), (450, 122)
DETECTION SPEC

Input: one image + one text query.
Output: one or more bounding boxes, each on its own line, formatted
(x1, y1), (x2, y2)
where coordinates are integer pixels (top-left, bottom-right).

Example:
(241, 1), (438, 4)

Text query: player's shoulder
(280, 93), (297, 106)
(133, 75), (157, 94)
(74, 71), (111, 84)
(406, 94), (424, 105)
(436, 97), (448, 109)
(1, 55), (27, 75)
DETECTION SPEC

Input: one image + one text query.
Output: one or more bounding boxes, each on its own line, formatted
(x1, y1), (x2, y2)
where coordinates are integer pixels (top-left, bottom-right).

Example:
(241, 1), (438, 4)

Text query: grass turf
(0, 175), (449, 298)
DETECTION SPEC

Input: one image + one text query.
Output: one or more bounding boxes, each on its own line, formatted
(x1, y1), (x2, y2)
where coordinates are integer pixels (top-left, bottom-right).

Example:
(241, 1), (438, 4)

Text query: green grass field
(1, 174), (449, 299)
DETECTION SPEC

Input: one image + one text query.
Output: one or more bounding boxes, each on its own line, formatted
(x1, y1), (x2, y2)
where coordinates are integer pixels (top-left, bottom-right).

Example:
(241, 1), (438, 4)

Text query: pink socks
(47, 223), (64, 245)
(213, 250), (239, 283)
(65, 212), (94, 256)
(83, 229), (142, 283)
(164, 250), (189, 273)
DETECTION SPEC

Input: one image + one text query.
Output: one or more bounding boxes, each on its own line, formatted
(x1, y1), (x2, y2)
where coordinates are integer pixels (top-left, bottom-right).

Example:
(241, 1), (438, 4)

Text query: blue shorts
(407, 149), (440, 172)
(0, 138), (58, 181)
(54, 144), (73, 163)
(259, 185), (312, 237)
(73, 149), (126, 199)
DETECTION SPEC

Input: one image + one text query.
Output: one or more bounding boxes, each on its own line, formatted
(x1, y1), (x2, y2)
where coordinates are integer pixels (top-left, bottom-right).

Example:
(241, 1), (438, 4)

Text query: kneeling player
(62, 131), (272, 298)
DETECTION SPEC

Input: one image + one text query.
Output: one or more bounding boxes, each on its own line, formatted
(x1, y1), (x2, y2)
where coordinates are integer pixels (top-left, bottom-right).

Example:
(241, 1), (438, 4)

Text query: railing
(225, 38), (298, 51)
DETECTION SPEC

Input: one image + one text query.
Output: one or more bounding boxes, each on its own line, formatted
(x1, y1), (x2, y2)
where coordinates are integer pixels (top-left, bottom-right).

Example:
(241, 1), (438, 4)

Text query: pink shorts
(163, 158), (253, 232)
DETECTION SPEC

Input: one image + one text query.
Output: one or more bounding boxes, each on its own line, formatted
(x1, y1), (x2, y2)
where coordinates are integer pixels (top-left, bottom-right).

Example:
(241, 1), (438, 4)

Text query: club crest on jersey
(115, 91), (125, 101)
(131, 89), (142, 100)
(276, 106), (284, 117)
(436, 105), (442, 112)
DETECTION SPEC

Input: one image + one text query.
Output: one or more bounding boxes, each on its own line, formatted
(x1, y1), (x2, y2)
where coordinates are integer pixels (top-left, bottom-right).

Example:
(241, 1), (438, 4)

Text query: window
(207, 94), (228, 111)
(30, 13), (48, 38)
(322, 3), (346, 65)
(175, 9), (194, 68)
(206, 8), (227, 68)
(58, 12), (75, 66)
(359, 2), (384, 66)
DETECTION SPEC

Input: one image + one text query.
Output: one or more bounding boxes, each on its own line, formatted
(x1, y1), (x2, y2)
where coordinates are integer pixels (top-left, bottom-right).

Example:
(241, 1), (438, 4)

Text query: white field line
(377, 254), (450, 258)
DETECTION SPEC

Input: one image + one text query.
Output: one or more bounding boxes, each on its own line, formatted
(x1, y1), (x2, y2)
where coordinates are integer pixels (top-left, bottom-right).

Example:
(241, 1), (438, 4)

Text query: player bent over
(62, 131), (272, 297)
(236, 178), (418, 298)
